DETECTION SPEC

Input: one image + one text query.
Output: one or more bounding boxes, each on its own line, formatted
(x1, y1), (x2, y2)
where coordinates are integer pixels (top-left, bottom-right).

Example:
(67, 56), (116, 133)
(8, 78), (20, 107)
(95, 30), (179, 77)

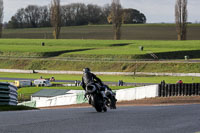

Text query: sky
(3, 0), (200, 23)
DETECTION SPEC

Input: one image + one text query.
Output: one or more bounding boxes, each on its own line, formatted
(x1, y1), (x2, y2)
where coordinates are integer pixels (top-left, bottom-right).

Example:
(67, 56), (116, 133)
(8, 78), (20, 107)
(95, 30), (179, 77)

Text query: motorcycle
(85, 83), (116, 112)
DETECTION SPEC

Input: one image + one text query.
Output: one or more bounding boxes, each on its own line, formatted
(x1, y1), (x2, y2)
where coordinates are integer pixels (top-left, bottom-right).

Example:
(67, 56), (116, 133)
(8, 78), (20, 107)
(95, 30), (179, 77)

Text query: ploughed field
(2, 24), (200, 40)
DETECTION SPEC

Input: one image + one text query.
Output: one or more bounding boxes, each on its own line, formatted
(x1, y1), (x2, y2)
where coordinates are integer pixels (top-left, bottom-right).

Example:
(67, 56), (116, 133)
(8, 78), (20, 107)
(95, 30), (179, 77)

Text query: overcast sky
(3, 0), (200, 23)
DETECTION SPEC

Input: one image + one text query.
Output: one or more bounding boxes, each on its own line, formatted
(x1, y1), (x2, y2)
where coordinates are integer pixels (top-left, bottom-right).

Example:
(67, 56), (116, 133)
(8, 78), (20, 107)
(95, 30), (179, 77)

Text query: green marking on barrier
(18, 101), (36, 108)
(76, 93), (88, 104)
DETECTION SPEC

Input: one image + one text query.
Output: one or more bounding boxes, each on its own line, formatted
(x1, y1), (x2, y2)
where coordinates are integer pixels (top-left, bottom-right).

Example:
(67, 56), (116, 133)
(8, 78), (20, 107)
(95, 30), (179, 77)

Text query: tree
(175, 0), (188, 40)
(87, 4), (103, 24)
(0, 0), (3, 38)
(111, 0), (123, 40)
(108, 8), (146, 24)
(122, 9), (146, 24)
(7, 6), (51, 28)
(50, 0), (61, 39)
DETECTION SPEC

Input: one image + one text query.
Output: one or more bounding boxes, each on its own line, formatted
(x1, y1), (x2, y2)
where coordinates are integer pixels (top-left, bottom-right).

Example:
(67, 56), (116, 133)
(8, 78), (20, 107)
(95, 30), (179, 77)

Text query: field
(2, 24), (200, 40)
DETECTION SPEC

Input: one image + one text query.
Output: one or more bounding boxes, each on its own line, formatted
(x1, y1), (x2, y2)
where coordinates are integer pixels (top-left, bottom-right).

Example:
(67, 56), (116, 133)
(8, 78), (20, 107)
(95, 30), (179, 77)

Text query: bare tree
(50, 0), (61, 39)
(0, 0), (3, 38)
(175, 0), (188, 40)
(111, 0), (123, 40)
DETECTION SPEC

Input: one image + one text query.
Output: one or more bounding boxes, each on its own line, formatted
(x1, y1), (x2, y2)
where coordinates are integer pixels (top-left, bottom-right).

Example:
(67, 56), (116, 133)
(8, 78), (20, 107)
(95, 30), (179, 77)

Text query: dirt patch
(40, 96), (200, 109)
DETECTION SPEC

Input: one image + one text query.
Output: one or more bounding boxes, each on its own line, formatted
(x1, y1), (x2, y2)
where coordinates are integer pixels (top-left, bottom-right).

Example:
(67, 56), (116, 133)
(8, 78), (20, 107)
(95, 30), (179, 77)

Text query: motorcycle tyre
(91, 94), (103, 112)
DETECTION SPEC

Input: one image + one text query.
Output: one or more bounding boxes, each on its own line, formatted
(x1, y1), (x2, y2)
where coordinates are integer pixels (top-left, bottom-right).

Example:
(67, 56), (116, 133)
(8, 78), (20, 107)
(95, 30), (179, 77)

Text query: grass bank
(0, 39), (200, 60)
(0, 105), (37, 111)
(1, 59), (200, 73)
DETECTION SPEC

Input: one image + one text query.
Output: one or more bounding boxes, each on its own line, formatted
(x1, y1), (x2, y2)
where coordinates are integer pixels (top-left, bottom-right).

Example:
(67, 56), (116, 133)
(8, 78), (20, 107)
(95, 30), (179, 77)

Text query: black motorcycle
(85, 83), (116, 112)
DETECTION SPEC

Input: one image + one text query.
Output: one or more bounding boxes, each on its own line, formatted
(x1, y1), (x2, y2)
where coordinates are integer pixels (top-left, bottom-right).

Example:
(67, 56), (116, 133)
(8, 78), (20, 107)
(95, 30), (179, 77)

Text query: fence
(158, 83), (200, 97)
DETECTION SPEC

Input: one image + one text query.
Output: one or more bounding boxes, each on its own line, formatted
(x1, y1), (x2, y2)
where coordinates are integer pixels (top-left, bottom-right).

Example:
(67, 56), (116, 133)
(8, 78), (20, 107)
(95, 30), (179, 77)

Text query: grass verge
(0, 105), (38, 112)
(1, 59), (200, 73)
(1, 72), (200, 84)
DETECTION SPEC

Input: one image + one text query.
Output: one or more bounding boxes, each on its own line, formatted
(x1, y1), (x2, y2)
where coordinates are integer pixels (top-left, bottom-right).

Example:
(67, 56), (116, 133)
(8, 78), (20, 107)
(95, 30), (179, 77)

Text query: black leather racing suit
(82, 72), (104, 91)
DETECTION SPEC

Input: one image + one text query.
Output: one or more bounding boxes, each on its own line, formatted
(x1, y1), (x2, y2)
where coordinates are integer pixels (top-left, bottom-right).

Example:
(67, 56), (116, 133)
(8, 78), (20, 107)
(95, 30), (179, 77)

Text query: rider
(81, 68), (116, 108)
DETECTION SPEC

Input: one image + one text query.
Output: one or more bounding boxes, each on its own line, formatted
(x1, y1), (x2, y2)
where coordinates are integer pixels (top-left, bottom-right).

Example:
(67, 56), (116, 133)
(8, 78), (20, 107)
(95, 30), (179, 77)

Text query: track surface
(0, 104), (200, 133)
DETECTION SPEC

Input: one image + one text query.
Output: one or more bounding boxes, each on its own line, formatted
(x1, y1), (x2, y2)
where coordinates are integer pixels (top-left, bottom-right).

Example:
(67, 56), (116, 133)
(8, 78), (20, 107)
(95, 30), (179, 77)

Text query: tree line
(0, 0), (189, 40)
(5, 3), (146, 29)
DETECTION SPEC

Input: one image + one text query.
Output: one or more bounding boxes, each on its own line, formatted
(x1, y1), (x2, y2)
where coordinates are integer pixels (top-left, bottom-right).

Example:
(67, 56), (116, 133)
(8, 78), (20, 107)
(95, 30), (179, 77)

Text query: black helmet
(83, 68), (90, 73)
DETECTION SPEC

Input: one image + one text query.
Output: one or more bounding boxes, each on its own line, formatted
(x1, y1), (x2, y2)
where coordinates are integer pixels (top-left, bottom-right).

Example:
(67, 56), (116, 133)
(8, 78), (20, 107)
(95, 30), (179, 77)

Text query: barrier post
(174, 84), (178, 96)
(198, 83), (200, 95)
(188, 84), (192, 96)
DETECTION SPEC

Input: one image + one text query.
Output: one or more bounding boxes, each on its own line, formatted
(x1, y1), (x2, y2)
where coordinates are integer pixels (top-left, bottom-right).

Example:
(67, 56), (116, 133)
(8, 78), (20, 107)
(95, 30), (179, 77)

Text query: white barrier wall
(32, 90), (85, 107)
(28, 85), (158, 107)
(116, 85), (158, 101)
(35, 94), (77, 107)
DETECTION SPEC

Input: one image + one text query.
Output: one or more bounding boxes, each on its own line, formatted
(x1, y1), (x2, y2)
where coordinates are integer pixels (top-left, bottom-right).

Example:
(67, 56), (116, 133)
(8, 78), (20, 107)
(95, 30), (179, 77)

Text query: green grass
(1, 72), (200, 84)
(5, 39), (200, 72)
(1, 59), (200, 73)
(0, 105), (37, 111)
(0, 39), (200, 60)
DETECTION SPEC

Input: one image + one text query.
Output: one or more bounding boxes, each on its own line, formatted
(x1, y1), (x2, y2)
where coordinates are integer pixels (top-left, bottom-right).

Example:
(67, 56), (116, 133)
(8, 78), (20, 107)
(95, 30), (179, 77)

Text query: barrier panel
(35, 94), (77, 107)
(116, 85), (158, 101)
(76, 92), (88, 104)
(18, 100), (36, 107)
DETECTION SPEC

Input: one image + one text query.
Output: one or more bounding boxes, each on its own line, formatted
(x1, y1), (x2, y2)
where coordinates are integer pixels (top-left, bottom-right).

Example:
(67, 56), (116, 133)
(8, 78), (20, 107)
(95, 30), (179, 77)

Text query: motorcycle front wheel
(91, 94), (103, 112)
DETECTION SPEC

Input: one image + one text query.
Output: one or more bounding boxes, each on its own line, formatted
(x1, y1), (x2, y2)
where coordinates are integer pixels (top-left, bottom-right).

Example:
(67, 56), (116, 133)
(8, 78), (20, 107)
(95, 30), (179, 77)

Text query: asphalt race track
(0, 104), (200, 133)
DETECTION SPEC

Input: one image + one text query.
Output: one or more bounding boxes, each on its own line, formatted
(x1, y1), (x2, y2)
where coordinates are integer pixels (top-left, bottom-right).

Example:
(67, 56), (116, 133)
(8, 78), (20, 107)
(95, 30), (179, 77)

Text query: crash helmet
(83, 68), (90, 73)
